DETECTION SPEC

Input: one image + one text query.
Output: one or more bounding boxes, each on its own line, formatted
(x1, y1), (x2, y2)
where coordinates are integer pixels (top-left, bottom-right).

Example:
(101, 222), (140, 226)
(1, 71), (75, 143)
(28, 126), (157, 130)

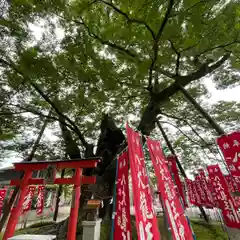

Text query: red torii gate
(3, 158), (100, 240)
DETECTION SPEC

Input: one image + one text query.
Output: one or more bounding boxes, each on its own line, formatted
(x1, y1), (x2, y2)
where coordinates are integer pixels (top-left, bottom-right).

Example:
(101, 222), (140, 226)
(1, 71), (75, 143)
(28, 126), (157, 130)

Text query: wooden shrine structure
(3, 158), (100, 240)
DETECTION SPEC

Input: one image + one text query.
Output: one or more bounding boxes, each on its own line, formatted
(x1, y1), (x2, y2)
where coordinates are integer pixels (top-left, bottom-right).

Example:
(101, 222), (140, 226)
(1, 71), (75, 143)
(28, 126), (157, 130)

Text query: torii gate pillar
(3, 159), (100, 240)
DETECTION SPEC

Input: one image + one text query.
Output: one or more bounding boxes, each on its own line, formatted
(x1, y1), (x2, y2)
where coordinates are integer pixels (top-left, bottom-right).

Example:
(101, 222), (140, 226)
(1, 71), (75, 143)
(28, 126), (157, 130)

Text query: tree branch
(99, 0), (156, 39)
(175, 53), (230, 82)
(78, 17), (139, 59)
(155, 39), (203, 79)
(0, 58), (88, 147)
(156, 0), (174, 40)
(6, 103), (78, 132)
(157, 68), (175, 78)
(170, 0), (209, 17)
(159, 111), (213, 147)
(168, 39), (181, 75)
(59, 115), (81, 159)
(25, 109), (52, 161)
(154, 53), (230, 100)
(196, 39), (240, 58)
(148, 0), (174, 89)
(181, 39), (202, 52)
(158, 120), (206, 148)
(138, 53), (230, 135)
(0, 111), (27, 115)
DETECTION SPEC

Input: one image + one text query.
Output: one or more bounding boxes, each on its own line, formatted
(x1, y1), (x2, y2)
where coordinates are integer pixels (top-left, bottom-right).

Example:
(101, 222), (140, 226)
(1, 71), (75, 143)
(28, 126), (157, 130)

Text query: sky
(205, 80), (240, 103)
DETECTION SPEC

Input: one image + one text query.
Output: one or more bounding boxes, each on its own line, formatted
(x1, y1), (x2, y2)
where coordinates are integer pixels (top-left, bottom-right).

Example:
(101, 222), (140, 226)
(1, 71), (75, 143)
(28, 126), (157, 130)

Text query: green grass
(191, 220), (228, 240)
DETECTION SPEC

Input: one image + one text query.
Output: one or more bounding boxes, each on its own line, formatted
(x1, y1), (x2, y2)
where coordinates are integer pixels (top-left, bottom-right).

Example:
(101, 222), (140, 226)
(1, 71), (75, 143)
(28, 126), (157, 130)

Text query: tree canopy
(0, 0), (239, 170)
(0, 0), (240, 237)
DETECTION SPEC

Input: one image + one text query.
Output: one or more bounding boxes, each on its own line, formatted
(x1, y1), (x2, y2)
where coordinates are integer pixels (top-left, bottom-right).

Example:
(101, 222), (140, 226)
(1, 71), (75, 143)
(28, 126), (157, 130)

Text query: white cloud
(204, 79), (240, 103)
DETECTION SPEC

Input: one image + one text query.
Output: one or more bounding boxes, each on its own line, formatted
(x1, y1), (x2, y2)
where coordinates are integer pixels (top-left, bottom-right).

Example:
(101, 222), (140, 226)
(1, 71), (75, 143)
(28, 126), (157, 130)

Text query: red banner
(192, 180), (201, 206)
(207, 164), (240, 228)
(126, 124), (160, 239)
(36, 186), (45, 215)
(225, 175), (240, 208)
(195, 175), (207, 206)
(226, 175), (236, 193)
(0, 189), (7, 214)
(186, 179), (202, 207)
(198, 169), (214, 208)
(206, 178), (219, 208)
(167, 156), (188, 208)
(147, 138), (194, 240)
(217, 132), (240, 190)
(186, 179), (196, 206)
(114, 151), (132, 240)
(22, 186), (36, 213)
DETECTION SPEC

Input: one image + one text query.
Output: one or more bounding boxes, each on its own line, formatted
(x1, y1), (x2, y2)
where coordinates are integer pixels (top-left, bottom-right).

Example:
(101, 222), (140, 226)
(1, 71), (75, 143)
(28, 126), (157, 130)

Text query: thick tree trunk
(179, 86), (225, 135)
(0, 110), (51, 232)
(156, 120), (210, 223)
(55, 114), (125, 239)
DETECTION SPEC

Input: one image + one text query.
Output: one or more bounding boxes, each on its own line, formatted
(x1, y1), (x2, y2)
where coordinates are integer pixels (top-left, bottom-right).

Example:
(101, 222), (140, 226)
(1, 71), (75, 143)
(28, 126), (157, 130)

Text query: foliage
(0, 0), (239, 178)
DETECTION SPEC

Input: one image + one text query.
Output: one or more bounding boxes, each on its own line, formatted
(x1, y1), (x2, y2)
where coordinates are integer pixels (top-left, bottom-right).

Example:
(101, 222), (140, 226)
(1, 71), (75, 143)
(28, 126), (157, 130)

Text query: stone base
(82, 219), (102, 240)
(8, 235), (56, 240)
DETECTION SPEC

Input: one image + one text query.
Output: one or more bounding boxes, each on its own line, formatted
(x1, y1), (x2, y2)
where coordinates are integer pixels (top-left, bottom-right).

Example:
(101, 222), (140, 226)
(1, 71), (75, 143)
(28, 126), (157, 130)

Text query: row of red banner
(113, 126), (240, 239)
(167, 156), (188, 208)
(185, 131), (240, 228)
(113, 124), (194, 239)
(217, 131), (240, 188)
(0, 186), (45, 215)
(186, 165), (240, 228)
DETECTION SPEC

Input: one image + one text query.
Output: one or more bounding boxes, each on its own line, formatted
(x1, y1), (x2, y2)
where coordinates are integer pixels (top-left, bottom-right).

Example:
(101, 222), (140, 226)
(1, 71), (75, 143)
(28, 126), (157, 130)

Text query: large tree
(0, 0), (239, 238)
